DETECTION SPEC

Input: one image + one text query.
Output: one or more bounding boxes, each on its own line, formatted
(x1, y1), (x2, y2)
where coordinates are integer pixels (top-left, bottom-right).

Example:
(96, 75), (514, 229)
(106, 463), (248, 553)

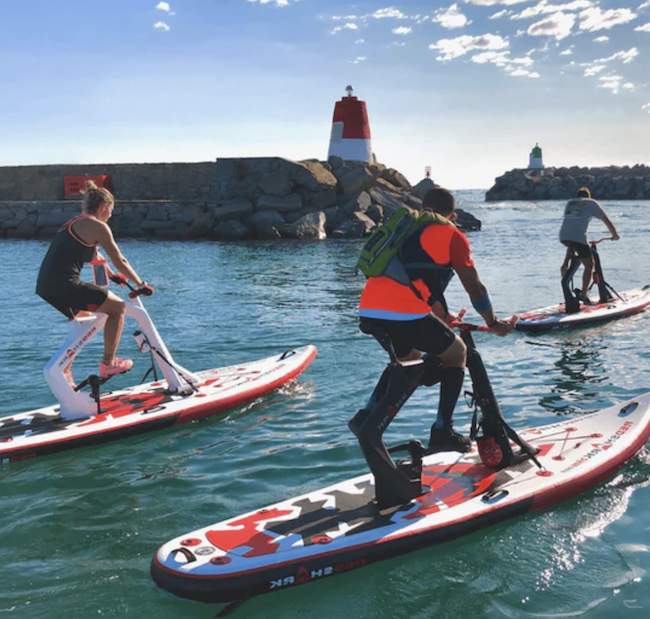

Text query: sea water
(1, 191), (650, 619)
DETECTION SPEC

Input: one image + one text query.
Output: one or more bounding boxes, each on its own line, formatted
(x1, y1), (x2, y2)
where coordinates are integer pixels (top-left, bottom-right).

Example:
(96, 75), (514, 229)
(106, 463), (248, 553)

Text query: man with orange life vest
(358, 186), (515, 454)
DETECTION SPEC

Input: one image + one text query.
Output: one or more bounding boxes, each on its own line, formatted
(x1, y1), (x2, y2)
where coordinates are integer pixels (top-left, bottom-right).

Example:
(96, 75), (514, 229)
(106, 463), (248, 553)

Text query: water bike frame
(349, 318), (538, 508)
(561, 237), (622, 313)
(45, 284), (200, 420)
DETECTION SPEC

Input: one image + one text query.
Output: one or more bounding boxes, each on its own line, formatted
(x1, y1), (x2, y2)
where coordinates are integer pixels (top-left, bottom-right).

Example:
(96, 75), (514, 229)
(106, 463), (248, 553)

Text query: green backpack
(357, 206), (452, 288)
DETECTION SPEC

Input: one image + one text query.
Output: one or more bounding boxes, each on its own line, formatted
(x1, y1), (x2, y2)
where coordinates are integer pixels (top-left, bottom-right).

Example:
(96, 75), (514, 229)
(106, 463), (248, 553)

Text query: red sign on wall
(64, 175), (113, 197)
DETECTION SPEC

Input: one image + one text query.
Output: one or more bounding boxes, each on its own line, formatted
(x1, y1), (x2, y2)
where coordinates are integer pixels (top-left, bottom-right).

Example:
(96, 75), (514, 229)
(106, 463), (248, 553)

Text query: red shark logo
(205, 508), (294, 557)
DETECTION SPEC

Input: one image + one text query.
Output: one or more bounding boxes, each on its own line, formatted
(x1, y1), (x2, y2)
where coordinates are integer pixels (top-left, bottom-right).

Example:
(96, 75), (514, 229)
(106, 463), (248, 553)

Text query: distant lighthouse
(327, 86), (373, 163)
(529, 143), (544, 169)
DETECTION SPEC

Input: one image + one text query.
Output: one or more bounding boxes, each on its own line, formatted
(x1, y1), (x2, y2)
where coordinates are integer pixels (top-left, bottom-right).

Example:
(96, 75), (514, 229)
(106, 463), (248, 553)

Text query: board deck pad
(0, 345), (316, 463)
(516, 285), (650, 332)
(151, 393), (650, 603)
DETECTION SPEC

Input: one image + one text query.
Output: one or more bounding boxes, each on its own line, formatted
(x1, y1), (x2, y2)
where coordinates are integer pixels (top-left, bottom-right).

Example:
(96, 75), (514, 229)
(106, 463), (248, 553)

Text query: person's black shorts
(562, 240), (591, 260)
(359, 313), (456, 358)
(38, 282), (108, 319)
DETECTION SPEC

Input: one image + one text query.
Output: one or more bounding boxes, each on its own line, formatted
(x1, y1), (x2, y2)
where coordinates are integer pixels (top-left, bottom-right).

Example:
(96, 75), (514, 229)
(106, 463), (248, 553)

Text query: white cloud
(511, 55), (535, 65)
(433, 4), (470, 29)
(330, 23), (358, 34)
(593, 35), (609, 42)
(599, 74), (623, 93)
(471, 49), (537, 78)
(584, 64), (606, 75)
(372, 8), (407, 19)
(461, 0), (531, 5)
(635, 22), (650, 31)
(356, 39), (365, 43)
(581, 46), (637, 91)
(471, 50), (512, 64)
(511, 0), (592, 21)
(430, 33), (508, 60)
(578, 7), (637, 31)
(506, 67), (541, 78)
(642, 103), (650, 112)
(489, 9), (512, 19)
(593, 48), (638, 63)
(555, 1), (592, 9)
(156, 2), (170, 11)
(639, 1), (650, 8)
(247, 0), (289, 5)
(154, 21), (170, 31)
(560, 45), (574, 55)
(527, 11), (576, 39)
(352, 56), (367, 64)
(393, 26), (412, 34)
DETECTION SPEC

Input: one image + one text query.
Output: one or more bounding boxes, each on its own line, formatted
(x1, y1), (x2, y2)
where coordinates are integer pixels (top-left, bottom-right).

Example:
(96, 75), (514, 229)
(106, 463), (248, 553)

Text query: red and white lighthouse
(327, 86), (373, 163)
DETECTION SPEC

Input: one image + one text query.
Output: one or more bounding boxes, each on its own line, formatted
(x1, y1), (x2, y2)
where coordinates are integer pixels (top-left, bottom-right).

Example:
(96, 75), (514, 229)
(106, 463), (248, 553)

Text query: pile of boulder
(208, 156), (480, 240)
(486, 164), (650, 201)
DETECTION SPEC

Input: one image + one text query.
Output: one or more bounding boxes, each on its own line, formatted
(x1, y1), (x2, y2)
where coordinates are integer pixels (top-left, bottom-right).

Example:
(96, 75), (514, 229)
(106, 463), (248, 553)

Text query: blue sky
(0, 1), (648, 189)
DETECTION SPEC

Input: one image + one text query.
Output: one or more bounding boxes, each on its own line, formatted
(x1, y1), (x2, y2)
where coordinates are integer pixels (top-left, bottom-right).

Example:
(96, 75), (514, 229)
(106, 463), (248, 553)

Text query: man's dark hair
(576, 186), (591, 199)
(422, 186), (455, 216)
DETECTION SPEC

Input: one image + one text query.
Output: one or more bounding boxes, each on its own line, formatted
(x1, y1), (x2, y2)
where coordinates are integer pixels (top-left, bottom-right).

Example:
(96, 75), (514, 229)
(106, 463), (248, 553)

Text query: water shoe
(100, 357), (133, 378)
(428, 427), (471, 454)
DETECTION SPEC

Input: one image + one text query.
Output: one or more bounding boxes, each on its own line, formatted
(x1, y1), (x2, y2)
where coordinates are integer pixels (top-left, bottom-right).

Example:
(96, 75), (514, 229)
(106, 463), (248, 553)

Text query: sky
(0, 1), (648, 189)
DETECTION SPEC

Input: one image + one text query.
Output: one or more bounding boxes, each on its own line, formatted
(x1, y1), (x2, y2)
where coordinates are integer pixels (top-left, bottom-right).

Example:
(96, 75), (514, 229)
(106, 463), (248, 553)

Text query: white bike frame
(44, 293), (200, 420)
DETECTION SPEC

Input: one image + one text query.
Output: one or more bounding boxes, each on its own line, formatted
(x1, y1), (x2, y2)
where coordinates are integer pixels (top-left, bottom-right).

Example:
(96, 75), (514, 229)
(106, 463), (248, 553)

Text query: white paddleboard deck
(516, 285), (650, 332)
(0, 345), (317, 462)
(151, 392), (650, 603)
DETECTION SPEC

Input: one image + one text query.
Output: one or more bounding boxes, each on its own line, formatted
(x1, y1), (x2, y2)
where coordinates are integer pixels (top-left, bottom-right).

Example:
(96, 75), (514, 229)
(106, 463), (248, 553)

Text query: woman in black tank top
(36, 214), (108, 318)
(36, 181), (153, 379)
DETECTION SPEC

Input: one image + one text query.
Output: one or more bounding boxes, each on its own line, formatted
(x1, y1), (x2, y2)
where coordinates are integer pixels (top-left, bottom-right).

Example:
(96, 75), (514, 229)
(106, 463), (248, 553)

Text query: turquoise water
(2, 191), (650, 618)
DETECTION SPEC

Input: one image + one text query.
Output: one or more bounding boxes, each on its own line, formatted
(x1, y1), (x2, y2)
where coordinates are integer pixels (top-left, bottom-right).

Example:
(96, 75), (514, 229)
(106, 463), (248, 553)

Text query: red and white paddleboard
(151, 392), (650, 604)
(0, 345), (316, 463)
(516, 285), (650, 332)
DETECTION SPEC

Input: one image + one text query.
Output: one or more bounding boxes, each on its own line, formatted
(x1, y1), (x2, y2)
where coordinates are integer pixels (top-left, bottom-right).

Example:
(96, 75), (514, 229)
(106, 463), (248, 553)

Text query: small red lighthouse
(327, 85), (373, 163)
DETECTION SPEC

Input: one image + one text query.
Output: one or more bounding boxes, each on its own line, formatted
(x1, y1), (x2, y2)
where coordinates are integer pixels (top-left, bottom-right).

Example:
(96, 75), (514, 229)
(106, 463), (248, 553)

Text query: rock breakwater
(486, 165), (650, 201)
(0, 158), (481, 240)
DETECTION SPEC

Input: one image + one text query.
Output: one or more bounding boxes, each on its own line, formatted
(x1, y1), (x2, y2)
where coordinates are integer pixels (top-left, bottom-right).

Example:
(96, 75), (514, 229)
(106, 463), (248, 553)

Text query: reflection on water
(532, 336), (609, 415)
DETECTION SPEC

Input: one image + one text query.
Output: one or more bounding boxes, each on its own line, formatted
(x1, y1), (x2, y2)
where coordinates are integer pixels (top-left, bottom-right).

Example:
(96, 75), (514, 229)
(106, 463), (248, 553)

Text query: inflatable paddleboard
(151, 393), (650, 604)
(0, 345), (316, 463)
(516, 285), (650, 332)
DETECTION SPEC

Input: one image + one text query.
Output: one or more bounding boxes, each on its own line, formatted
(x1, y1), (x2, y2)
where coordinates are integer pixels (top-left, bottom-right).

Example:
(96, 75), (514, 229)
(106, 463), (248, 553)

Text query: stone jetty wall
(486, 164), (650, 201)
(0, 158), (481, 240)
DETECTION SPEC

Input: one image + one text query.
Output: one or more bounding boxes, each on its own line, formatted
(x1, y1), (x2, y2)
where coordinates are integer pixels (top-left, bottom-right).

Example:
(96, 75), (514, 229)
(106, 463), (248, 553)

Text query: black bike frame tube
(461, 330), (541, 468)
(561, 256), (581, 314)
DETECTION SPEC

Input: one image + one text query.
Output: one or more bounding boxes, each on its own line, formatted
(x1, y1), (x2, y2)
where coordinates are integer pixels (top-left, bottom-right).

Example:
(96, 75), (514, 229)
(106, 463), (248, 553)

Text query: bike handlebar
(589, 237), (614, 245)
(108, 274), (150, 299)
(448, 310), (519, 332)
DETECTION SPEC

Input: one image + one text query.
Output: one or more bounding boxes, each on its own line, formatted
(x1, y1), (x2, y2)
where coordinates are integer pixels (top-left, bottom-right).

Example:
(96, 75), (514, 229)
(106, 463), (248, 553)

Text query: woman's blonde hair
(79, 180), (114, 214)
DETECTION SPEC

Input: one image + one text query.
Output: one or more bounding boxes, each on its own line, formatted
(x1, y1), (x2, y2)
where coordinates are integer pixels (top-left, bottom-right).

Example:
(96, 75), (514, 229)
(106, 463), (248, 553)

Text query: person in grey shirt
(559, 187), (619, 302)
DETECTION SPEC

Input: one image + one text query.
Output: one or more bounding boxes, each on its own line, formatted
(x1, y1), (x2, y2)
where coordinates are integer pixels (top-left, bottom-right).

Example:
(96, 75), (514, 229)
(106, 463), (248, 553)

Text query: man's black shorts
(359, 313), (456, 358)
(562, 240), (591, 259)
(38, 282), (108, 319)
